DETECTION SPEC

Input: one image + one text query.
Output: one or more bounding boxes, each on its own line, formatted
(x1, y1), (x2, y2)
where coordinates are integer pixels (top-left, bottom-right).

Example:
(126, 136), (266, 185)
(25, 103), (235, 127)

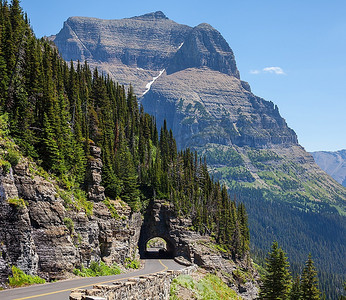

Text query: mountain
(52, 12), (346, 298)
(52, 11), (346, 214)
(311, 150), (346, 187)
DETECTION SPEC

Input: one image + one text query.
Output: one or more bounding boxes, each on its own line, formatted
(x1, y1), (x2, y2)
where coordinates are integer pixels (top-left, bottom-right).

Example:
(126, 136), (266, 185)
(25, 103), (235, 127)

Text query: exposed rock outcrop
(0, 159), (258, 297)
(166, 23), (239, 77)
(0, 147), (141, 284)
(86, 145), (105, 201)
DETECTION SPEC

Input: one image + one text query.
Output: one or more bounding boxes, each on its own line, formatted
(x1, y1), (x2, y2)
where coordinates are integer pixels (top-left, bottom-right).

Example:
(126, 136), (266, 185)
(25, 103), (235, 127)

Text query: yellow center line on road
(14, 260), (169, 300)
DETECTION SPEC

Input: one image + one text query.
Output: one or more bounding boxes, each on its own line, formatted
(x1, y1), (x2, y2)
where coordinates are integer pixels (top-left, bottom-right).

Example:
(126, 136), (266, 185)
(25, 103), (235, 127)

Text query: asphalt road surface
(0, 259), (185, 300)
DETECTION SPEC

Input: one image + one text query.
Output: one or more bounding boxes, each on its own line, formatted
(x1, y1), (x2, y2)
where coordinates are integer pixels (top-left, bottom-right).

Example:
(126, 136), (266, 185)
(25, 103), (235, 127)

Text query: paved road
(0, 259), (184, 300)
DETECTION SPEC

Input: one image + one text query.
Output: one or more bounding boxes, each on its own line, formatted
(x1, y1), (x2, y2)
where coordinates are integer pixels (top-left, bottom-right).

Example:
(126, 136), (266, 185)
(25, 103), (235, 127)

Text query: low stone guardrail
(70, 265), (197, 300)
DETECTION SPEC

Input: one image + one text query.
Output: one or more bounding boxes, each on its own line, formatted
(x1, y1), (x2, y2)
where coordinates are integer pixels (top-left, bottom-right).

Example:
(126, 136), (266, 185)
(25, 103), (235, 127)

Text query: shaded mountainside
(311, 149), (346, 187)
(52, 11), (346, 298)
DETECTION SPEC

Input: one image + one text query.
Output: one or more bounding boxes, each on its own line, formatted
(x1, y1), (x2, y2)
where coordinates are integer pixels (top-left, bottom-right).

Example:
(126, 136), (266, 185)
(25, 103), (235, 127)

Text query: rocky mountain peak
(166, 23), (240, 77)
(130, 11), (168, 20)
(52, 12), (297, 150)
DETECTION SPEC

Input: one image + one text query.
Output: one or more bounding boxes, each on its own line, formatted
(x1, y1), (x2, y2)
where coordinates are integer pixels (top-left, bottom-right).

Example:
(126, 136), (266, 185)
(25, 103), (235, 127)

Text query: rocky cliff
(311, 149), (346, 187)
(0, 146), (141, 284)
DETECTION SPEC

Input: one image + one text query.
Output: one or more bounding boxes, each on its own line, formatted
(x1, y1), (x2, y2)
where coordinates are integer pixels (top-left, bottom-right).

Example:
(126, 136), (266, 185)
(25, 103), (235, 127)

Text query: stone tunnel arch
(138, 200), (190, 260)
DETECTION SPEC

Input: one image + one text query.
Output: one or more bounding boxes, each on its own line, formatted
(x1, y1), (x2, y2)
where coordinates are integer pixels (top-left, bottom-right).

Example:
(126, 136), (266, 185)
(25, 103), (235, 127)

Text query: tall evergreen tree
(301, 254), (321, 300)
(260, 241), (292, 299)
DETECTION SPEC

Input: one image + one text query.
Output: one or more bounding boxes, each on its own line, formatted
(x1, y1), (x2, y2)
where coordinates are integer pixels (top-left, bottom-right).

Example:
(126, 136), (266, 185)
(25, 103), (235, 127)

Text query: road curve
(0, 259), (185, 300)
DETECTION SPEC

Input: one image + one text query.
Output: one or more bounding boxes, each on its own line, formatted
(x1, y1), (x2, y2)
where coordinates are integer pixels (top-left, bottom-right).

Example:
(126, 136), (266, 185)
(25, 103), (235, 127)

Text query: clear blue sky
(21, 0), (346, 152)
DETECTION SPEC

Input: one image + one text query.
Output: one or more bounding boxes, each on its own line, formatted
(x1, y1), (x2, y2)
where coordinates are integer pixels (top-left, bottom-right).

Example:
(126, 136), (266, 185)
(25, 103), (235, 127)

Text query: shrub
(73, 261), (121, 277)
(170, 274), (241, 300)
(124, 258), (140, 269)
(5, 149), (20, 167)
(8, 266), (45, 287)
(233, 268), (247, 284)
(0, 113), (9, 137)
(0, 159), (11, 174)
(63, 217), (74, 234)
(59, 188), (93, 217)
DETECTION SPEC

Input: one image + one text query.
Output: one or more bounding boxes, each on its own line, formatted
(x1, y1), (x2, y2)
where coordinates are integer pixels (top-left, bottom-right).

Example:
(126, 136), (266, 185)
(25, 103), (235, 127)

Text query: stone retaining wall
(70, 265), (197, 300)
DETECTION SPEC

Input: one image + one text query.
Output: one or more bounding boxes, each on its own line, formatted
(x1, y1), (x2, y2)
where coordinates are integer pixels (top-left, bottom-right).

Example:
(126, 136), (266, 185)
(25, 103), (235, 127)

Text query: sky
(20, 0), (346, 152)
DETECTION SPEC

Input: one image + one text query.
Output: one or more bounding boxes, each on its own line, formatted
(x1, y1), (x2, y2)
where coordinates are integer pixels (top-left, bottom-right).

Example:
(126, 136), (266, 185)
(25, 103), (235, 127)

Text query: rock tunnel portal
(138, 200), (190, 260)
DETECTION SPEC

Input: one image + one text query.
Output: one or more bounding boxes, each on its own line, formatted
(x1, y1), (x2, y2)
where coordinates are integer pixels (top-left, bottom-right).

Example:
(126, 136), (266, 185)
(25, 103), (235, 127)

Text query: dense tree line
(0, 0), (249, 258)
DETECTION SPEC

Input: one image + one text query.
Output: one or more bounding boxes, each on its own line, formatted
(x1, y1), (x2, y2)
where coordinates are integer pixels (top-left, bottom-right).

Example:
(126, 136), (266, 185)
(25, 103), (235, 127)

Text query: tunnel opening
(141, 236), (175, 259)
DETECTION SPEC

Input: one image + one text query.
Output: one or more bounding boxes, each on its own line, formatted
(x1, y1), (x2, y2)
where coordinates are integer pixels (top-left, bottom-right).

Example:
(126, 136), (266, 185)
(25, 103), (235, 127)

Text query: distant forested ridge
(0, 0), (249, 258)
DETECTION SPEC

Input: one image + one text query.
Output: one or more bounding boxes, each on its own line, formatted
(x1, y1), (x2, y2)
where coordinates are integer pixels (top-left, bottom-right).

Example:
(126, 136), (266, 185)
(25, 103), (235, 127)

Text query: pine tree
(290, 275), (301, 300)
(117, 143), (140, 211)
(301, 254), (321, 300)
(260, 241), (292, 299)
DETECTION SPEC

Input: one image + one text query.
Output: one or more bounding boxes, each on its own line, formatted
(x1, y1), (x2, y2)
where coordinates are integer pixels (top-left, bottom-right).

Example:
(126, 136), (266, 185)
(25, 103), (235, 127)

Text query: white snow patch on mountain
(142, 69), (165, 95)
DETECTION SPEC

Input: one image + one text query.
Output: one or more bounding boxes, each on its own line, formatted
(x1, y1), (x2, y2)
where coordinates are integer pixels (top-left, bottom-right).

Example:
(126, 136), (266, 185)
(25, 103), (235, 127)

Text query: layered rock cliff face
(0, 147), (141, 284)
(52, 12), (190, 97)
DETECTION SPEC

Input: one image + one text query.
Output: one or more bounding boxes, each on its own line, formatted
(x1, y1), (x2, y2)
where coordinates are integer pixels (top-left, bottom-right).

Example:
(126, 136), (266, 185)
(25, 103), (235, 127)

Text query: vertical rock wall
(0, 146), (142, 285)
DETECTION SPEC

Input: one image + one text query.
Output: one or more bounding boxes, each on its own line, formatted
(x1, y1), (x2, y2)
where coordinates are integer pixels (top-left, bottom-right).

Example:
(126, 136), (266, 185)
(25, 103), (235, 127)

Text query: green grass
(201, 146), (244, 167)
(170, 274), (241, 300)
(73, 261), (121, 277)
(196, 240), (229, 254)
(258, 170), (301, 191)
(248, 149), (281, 163)
(8, 266), (46, 287)
(210, 165), (254, 183)
(7, 197), (27, 209)
(253, 262), (267, 278)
